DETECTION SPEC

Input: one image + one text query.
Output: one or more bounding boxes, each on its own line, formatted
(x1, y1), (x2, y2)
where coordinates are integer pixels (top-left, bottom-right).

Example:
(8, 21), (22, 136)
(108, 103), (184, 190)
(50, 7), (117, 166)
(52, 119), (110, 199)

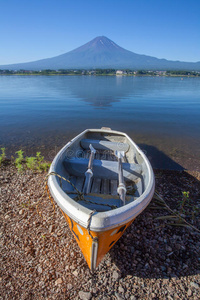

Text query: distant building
(116, 70), (124, 75)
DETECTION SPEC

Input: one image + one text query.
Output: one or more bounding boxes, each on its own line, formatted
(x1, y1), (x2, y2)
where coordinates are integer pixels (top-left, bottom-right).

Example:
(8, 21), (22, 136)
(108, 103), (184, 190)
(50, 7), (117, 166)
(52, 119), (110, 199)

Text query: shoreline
(1, 140), (200, 173)
(1, 69), (200, 77)
(0, 73), (200, 78)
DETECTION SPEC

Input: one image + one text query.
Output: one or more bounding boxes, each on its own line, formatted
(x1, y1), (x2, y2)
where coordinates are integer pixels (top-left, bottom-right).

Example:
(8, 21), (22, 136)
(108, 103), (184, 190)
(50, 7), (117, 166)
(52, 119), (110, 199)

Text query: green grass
(0, 147), (6, 166)
(26, 156), (37, 170)
(15, 150), (24, 172)
(13, 149), (51, 173)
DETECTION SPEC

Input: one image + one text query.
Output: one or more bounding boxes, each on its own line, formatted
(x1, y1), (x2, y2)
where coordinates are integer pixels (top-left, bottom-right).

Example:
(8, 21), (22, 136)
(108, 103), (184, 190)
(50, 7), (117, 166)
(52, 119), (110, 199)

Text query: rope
(47, 171), (84, 201)
(87, 210), (98, 241)
(36, 171), (84, 215)
(47, 174), (98, 241)
(47, 171), (117, 209)
(46, 173), (99, 241)
(74, 196), (117, 210)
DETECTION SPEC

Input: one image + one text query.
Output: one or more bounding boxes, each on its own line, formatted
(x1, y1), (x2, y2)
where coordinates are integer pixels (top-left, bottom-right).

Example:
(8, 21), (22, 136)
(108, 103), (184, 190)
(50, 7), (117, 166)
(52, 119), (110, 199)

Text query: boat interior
(56, 131), (149, 212)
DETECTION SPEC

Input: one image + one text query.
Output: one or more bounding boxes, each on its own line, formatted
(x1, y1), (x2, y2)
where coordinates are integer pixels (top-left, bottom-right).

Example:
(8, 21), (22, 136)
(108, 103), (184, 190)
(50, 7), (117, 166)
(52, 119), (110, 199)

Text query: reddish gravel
(0, 162), (200, 299)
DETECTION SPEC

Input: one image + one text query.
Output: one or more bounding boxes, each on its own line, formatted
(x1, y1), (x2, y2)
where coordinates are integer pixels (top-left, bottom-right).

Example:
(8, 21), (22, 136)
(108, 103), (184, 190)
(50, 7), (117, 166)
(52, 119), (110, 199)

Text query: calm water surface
(0, 75), (200, 171)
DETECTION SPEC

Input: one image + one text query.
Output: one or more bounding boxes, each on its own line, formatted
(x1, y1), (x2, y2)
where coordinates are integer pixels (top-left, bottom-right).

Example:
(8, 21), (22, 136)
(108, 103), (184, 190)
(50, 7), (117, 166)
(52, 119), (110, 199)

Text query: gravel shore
(0, 162), (200, 299)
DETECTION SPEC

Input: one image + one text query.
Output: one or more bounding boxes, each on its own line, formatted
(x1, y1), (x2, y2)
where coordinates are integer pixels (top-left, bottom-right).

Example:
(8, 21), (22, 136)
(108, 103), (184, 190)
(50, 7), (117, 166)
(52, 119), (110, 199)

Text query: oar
(115, 150), (127, 206)
(83, 144), (96, 194)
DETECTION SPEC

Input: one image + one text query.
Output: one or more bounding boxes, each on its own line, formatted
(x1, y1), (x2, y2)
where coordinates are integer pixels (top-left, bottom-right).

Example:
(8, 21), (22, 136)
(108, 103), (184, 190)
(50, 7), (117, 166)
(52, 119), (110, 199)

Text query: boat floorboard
(66, 175), (119, 195)
(63, 175), (136, 212)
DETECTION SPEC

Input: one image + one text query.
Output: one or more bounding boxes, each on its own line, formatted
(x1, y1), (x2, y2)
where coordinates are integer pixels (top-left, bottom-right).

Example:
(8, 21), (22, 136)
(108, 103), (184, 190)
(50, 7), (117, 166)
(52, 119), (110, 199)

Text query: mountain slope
(0, 36), (200, 70)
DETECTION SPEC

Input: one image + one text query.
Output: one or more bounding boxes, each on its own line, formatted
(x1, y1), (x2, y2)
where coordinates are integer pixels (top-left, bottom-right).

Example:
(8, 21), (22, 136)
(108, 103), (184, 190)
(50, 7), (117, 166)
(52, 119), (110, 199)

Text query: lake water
(0, 75), (200, 171)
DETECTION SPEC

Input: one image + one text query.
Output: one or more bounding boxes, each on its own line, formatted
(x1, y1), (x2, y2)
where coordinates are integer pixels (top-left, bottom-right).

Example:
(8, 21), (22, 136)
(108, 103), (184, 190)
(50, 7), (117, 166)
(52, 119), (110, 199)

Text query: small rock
(130, 246), (135, 253)
(73, 270), (78, 277)
(167, 287), (174, 295)
(144, 263), (149, 269)
(78, 291), (92, 300)
(55, 278), (62, 285)
(49, 225), (53, 233)
(67, 283), (73, 290)
(190, 282), (199, 289)
(113, 271), (119, 281)
(118, 286), (124, 293)
(183, 264), (188, 269)
(161, 266), (166, 272)
(70, 264), (75, 270)
(39, 280), (44, 287)
(5, 215), (9, 219)
(92, 287), (98, 294)
(166, 246), (172, 252)
(65, 265), (69, 271)
(115, 292), (124, 300)
(187, 289), (192, 297)
(37, 266), (42, 273)
(19, 209), (24, 215)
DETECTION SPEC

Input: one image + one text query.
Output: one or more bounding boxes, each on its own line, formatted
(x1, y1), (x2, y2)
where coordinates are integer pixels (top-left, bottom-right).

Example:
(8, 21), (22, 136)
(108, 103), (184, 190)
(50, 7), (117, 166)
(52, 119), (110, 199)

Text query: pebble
(115, 292), (124, 300)
(73, 270), (78, 277)
(49, 225), (53, 233)
(55, 278), (62, 285)
(187, 289), (192, 297)
(161, 266), (166, 272)
(37, 266), (42, 273)
(57, 230), (62, 237)
(190, 282), (199, 289)
(118, 286), (124, 293)
(78, 291), (92, 300)
(113, 271), (119, 281)
(67, 283), (73, 290)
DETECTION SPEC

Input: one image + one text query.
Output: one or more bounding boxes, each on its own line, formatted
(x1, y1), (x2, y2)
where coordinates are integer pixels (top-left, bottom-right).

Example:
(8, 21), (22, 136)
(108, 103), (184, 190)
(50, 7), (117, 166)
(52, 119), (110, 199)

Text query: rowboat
(48, 128), (155, 271)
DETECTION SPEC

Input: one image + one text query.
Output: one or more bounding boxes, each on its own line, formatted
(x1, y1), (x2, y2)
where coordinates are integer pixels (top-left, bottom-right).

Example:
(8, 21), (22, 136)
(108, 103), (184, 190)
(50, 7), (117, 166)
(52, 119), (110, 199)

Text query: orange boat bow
(62, 210), (134, 270)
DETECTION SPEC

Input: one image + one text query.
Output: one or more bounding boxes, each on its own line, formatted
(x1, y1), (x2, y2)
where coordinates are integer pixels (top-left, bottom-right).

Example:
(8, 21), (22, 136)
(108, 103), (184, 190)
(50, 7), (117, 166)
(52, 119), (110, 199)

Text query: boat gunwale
(48, 128), (155, 232)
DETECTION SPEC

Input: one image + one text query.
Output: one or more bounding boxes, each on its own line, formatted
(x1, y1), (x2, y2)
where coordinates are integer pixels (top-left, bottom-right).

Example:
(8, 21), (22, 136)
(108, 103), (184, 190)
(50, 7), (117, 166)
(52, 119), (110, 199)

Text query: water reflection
(36, 75), (166, 108)
(43, 76), (165, 108)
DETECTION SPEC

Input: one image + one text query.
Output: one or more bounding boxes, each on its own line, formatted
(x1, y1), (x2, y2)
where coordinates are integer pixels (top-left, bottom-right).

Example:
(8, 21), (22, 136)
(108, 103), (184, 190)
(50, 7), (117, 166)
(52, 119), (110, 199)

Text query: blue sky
(0, 0), (200, 64)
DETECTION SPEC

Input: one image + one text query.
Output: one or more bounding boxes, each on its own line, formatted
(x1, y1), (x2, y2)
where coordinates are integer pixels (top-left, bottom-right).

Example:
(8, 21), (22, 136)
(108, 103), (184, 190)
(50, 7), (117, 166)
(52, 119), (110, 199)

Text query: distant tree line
(0, 69), (199, 76)
(165, 70), (199, 76)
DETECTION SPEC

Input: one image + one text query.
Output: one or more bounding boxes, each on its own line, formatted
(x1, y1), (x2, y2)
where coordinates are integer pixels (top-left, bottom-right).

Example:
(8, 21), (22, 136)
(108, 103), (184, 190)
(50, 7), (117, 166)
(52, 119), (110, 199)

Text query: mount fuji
(1, 36), (200, 71)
